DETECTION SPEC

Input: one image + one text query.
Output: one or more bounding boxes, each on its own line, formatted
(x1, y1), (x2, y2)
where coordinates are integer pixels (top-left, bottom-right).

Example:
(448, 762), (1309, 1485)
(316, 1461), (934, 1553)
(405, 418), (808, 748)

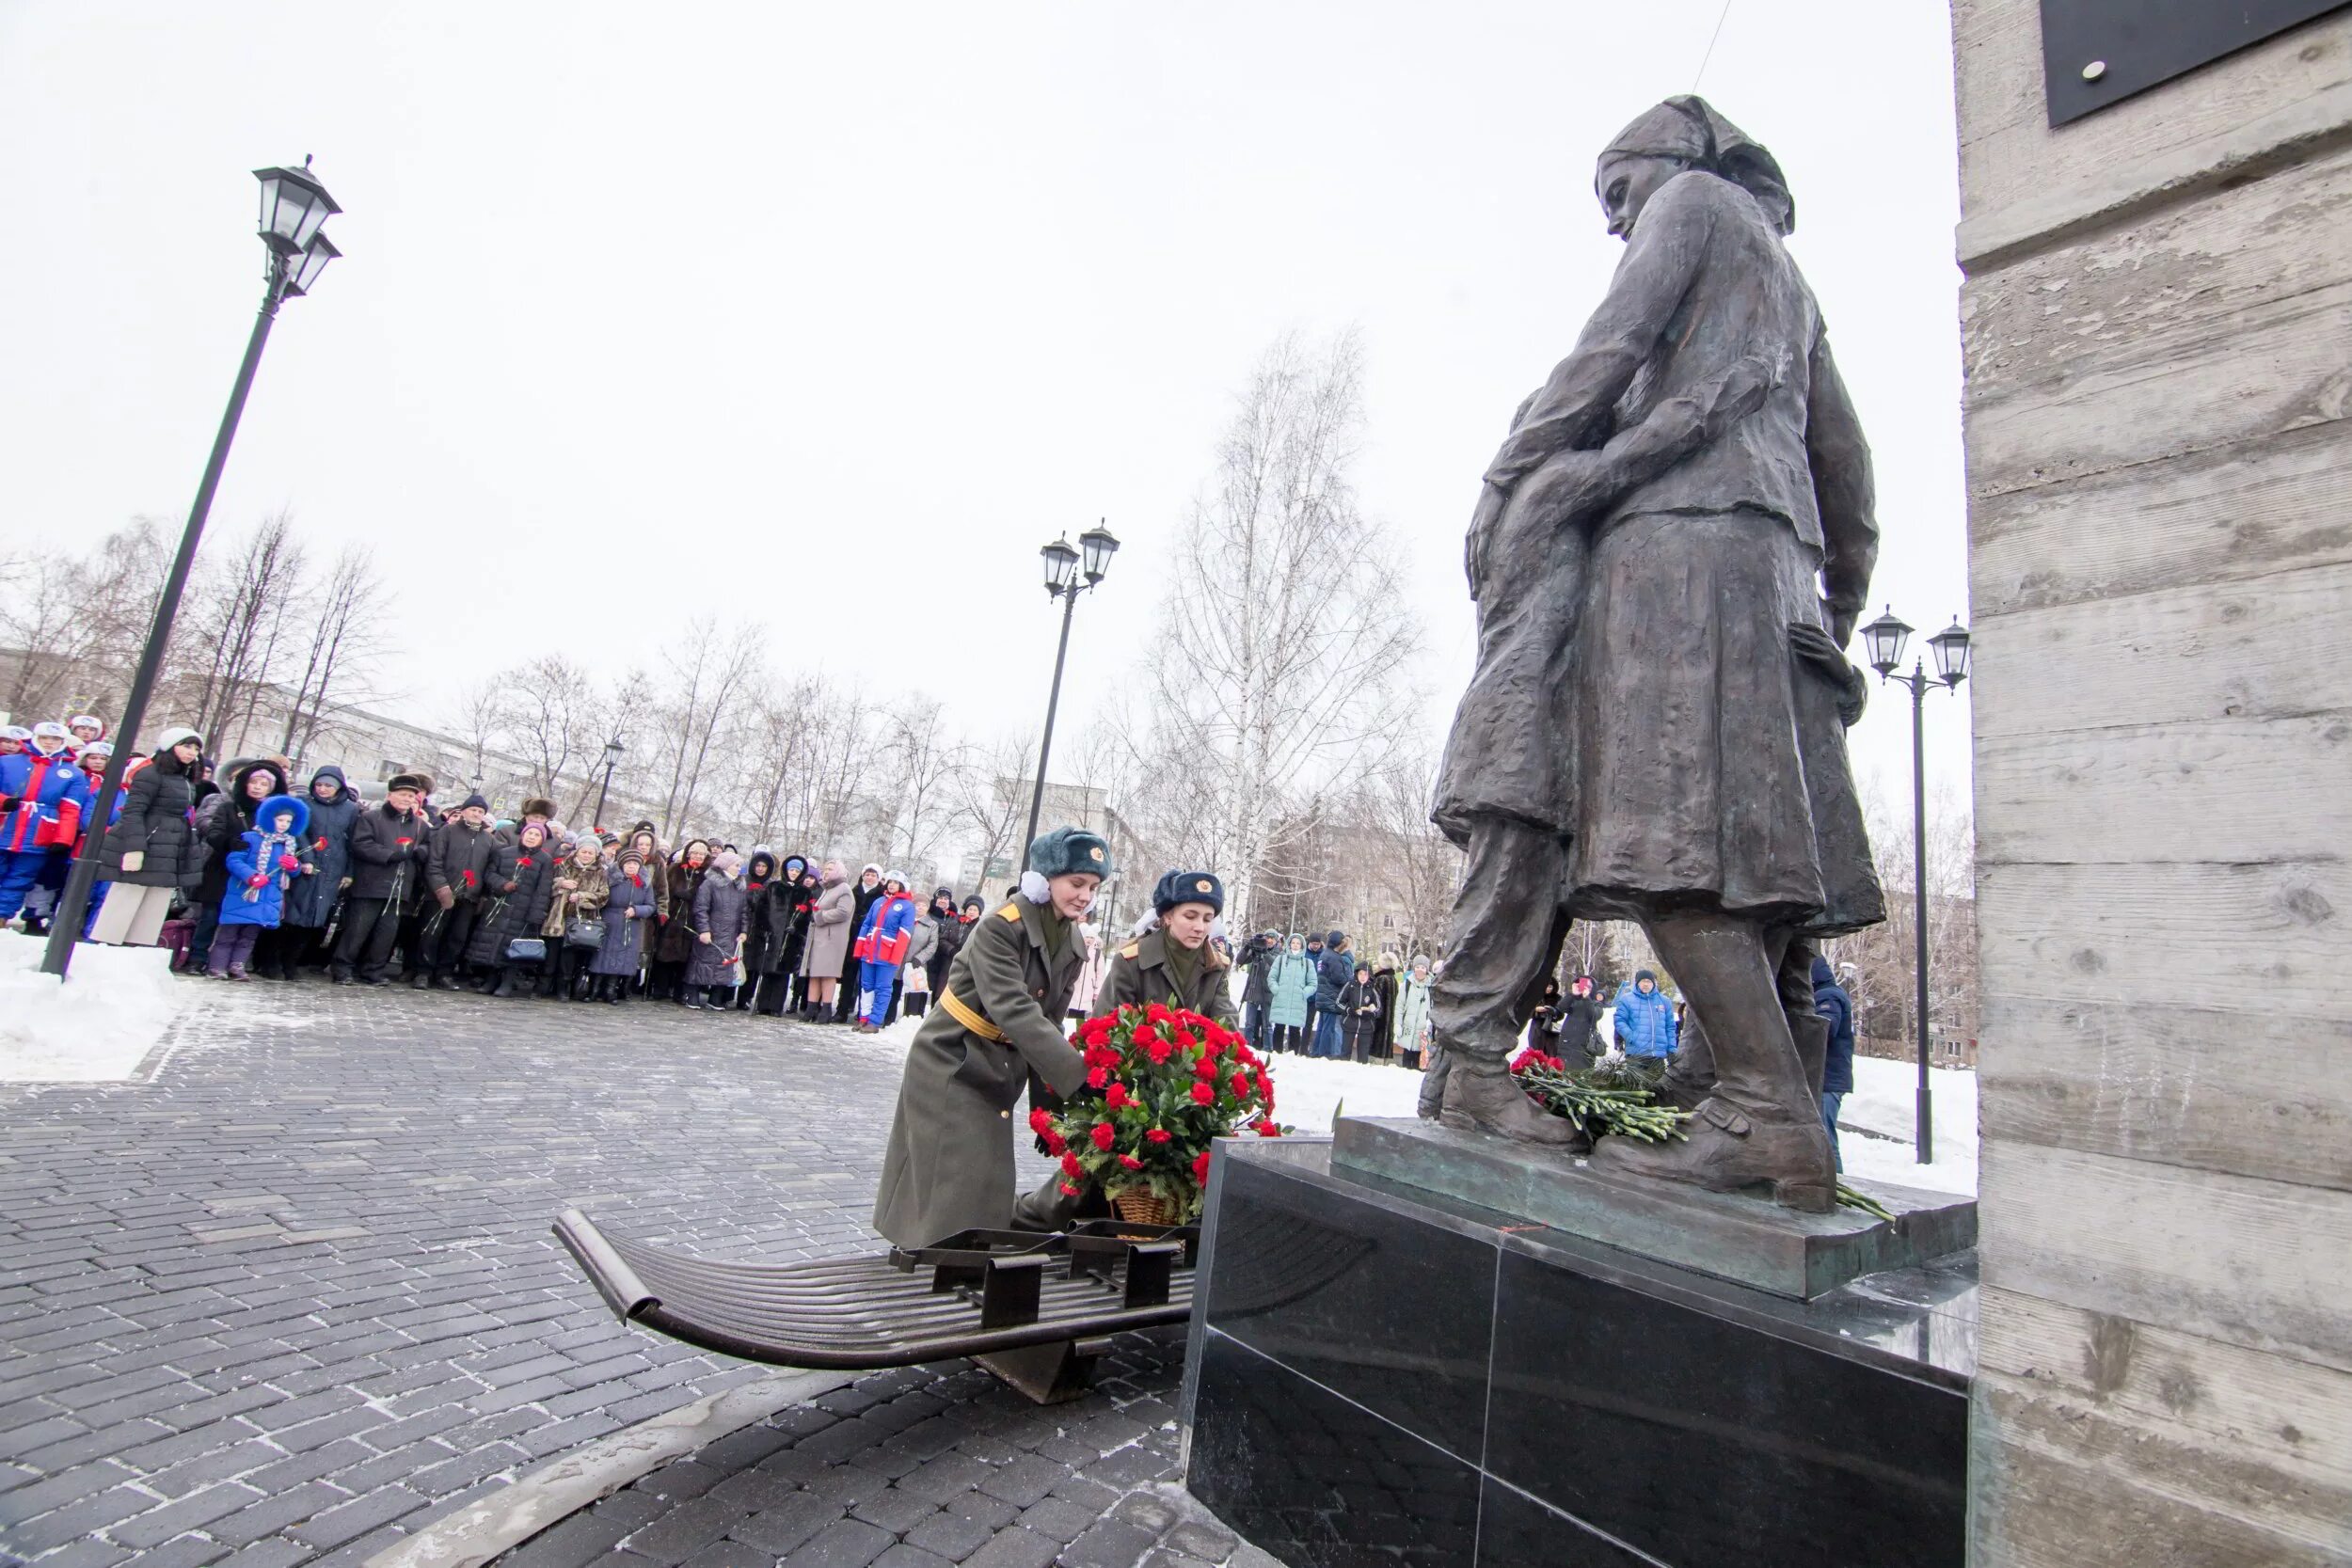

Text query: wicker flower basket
(1109, 1189), (1178, 1227)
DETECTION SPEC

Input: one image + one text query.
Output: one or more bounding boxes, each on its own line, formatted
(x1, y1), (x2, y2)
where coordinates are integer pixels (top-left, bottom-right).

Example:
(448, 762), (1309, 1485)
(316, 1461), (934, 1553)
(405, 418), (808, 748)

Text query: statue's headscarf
(1603, 95), (1794, 235)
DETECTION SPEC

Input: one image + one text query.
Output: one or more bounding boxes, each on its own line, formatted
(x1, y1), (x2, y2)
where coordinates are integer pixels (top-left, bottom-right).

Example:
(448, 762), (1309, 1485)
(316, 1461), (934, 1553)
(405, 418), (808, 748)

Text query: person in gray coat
(871, 827), (1109, 1248)
(795, 859), (854, 1021)
(685, 848), (750, 1010)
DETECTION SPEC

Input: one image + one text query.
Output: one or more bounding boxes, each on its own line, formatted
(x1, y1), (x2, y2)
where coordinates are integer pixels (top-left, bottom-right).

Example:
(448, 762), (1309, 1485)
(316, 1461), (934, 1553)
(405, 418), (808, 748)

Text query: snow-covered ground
(861, 1015), (1978, 1194)
(0, 941), (194, 1082)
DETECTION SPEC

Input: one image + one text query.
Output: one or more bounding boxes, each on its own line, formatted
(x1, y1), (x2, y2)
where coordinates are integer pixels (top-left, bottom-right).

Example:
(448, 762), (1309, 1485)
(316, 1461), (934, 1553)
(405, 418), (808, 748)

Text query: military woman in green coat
(1091, 870), (1240, 1028)
(871, 827), (1112, 1249)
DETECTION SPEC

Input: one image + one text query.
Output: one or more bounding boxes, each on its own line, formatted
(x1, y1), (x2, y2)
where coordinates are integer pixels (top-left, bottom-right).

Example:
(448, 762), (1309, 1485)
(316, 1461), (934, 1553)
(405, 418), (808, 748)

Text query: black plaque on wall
(2042, 0), (2351, 124)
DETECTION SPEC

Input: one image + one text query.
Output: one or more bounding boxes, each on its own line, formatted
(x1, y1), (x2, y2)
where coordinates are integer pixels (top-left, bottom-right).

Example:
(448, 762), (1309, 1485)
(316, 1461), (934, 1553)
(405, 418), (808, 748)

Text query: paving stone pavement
(0, 984), (1211, 1568)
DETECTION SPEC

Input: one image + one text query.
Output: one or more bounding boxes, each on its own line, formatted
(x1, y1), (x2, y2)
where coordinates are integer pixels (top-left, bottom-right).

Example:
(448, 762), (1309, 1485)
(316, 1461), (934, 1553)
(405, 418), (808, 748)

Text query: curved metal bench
(553, 1211), (1198, 1402)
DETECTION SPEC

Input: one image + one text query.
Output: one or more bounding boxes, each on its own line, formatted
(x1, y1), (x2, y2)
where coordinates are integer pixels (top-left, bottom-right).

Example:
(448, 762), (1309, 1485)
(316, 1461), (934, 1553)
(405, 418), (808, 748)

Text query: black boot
(489, 971), (516, 999)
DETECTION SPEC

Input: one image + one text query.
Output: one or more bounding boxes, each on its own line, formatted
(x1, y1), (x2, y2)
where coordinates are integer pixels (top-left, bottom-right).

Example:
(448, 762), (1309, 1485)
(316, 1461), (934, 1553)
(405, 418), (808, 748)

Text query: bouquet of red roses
(1031, 1003), (1280, 1224)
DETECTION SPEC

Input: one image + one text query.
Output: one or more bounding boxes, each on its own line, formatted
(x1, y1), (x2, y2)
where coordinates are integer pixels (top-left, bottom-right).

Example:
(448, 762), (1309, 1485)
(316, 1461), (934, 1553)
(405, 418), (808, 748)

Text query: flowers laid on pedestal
(1508, 1045), (1692, 1144)
(1038, 1003), (1280, 1224)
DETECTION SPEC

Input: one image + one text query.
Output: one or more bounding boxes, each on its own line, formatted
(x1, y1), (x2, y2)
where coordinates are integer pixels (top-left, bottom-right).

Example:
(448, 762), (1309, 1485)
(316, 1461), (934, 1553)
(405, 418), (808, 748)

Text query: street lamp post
(1859, 606), (1972, 1164)
(42, 161), (342, 979)
(593, 738), (625, 832)
(1022, 523), (1119, 854)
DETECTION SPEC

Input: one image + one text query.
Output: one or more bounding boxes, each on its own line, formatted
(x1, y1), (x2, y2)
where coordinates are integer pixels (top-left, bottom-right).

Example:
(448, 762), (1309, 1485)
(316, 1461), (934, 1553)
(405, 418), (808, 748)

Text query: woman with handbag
(685, 847), (750, 1011)
(543, 834), (612, 1001)
(469, 820), (560, 998)
(591, 847), (659, 1004)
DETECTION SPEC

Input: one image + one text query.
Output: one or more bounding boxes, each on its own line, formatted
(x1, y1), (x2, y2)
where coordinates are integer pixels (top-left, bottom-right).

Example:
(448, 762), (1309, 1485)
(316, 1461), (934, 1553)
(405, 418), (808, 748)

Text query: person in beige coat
(796, 859), (855, 1020)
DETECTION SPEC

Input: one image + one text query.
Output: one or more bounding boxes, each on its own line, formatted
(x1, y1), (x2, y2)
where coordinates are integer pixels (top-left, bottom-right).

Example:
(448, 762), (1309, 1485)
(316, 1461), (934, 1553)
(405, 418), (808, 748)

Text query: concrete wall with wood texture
(1952, 2), (2352, 1562)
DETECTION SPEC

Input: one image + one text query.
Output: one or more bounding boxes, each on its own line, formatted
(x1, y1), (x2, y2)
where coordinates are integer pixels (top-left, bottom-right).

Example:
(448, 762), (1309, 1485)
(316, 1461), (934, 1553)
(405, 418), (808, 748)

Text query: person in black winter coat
(1814, 956), (1857, 1172)
(733, 851), (782, 1011)
(421, 794), (500, 990)
(1340, 962), (1387, 1063)
(469, 821), (560, 996)
(919, 888), (964, 996)
(1237, 930), (1279, 1055)
(331, 775), (432, 985)
(748, 854), (811, 1016)
(90, 727), (206, 946)
(1558, 974), (1608, 1058)
(265, 765), (361, 979)
(1527, 976), (1564, 1052)
(1311, 930), (1355, 1057)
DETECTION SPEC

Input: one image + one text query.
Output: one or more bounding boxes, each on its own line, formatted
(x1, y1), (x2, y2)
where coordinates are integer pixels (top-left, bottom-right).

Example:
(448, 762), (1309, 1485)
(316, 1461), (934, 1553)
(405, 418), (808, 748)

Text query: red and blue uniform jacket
(853, 891), (918, 966)
(0, 749), (93, 854)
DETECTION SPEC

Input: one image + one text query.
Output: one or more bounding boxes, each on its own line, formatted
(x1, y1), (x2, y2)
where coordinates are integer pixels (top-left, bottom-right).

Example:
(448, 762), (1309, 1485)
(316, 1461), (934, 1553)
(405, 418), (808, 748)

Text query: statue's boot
(1790, 1012), (1829, 1105)
(1440, 1051), (1586, 1149)
(1593, 1095), (1835, 1212)
(1659, 1011), (1716, 1112)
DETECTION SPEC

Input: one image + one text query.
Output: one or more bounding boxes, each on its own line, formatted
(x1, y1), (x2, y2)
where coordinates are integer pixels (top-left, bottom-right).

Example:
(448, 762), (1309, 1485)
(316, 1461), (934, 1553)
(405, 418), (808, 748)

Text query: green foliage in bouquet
(1509, 1046), (1691, 1144)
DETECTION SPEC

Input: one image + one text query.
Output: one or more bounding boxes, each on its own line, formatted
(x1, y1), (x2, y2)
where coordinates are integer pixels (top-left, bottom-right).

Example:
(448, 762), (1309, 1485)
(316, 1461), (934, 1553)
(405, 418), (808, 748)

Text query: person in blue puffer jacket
(1813, 955), (1857, 1171)
(211, 795), (311, 980)
(851, 873), (919, 1032)
(1613, 969), (1679, 1063)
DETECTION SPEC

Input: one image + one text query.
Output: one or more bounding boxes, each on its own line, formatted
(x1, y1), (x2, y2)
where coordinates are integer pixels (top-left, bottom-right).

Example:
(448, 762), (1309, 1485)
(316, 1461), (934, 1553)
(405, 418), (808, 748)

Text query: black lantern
(1860, 606), (1913, 677)
(602, 737), (626, 769)
(1077, 522), (1120, 582)
(1040, 536), (1080, 594)
(253, 162), (341, 257)
(1928, 618), (1972, 687)
(281, 232), (341, 298)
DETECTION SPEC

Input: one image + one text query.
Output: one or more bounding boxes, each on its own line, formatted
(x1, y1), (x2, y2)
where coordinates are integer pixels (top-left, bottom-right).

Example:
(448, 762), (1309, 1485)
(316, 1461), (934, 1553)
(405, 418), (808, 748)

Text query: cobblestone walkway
(0, 987), (1216, 1568)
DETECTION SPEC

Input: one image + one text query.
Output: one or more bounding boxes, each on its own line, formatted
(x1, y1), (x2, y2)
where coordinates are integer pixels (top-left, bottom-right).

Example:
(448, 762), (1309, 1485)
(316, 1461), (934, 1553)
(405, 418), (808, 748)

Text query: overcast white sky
(0, 1), (1972, 809)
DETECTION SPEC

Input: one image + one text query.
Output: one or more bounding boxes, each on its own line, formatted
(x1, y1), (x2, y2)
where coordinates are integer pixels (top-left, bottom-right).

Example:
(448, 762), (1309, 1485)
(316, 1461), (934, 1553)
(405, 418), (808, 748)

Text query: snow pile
(0, 941), (193, 1082)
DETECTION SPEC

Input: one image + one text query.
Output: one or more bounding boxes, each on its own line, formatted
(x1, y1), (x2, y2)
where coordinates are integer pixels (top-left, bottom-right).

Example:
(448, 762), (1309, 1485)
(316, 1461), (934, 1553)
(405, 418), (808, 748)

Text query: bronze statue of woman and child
(1428, 95), (1883, 1213)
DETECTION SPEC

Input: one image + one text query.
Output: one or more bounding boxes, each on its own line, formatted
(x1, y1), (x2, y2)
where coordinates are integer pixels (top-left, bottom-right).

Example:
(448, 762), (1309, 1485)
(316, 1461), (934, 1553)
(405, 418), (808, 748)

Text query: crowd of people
(14, 714), (1859, 1160)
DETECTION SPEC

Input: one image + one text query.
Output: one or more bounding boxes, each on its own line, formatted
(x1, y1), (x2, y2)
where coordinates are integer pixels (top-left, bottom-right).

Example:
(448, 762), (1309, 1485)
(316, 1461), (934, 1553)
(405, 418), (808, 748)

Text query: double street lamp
(1859, 606), (1972, 1164)
(43, 161), (343, 979)
(1022, 523), (1120, 855)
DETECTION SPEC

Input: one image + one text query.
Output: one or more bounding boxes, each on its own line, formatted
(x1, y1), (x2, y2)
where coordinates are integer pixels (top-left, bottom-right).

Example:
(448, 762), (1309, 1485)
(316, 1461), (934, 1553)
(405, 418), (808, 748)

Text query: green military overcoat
(1089, 928), (1240, 1029)
(872, 897), (1087, 1248)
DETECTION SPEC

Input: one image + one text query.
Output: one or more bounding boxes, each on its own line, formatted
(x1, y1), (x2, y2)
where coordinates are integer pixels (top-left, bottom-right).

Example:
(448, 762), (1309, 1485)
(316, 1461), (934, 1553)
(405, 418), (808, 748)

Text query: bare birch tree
(278, 546), (389, 759)
(1136, 330), (1422, 930)
(184, 512), (306, 756)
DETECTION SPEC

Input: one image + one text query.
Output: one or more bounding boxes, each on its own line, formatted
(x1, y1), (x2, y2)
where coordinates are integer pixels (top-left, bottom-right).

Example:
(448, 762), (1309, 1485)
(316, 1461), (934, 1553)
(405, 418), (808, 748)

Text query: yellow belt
(939, 987), (1007, 1043)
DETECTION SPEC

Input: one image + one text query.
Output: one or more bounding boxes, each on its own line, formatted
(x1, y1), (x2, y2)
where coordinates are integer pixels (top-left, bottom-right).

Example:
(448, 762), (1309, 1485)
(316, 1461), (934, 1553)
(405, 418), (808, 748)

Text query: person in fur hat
(1090, 870), (1239, 1026)
(871, 826), (1109, 1247)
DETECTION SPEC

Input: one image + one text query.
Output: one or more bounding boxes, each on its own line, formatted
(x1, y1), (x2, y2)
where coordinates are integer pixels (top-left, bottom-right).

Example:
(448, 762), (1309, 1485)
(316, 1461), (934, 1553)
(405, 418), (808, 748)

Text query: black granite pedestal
(1182, 1137), (1976, 1568)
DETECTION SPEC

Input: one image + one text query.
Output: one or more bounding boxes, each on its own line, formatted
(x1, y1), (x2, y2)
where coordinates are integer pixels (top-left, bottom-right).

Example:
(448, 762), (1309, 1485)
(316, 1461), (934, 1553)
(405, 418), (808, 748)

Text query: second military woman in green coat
(1091, 870), (1240, 1028)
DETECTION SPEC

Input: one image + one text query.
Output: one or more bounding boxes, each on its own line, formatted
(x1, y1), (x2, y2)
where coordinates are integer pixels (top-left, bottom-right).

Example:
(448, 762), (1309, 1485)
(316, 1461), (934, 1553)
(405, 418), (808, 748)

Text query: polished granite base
(1183, 1138), (1974, 1568)
(1331, 1116), (1978, 1300)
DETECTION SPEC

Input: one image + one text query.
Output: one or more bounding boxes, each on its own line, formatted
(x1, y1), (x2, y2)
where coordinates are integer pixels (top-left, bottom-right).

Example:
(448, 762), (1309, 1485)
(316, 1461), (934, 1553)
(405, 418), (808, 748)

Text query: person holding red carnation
(871, 826), (1110, 1248)
(1088, 870), (1240, 1028)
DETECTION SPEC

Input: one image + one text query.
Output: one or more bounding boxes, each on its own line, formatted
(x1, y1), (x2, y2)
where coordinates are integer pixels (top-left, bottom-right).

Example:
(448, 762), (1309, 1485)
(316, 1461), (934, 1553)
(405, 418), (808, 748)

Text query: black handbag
(564, 917), (605, 952)
(504, 936), (548, 963)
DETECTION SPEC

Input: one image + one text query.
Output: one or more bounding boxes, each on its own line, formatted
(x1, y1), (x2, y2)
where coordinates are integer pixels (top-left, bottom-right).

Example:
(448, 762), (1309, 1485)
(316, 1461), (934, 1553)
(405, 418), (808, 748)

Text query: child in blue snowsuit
(0, 724), (93, 925)
(212, 796), (311, 979)
(850, 873), (917, 1030)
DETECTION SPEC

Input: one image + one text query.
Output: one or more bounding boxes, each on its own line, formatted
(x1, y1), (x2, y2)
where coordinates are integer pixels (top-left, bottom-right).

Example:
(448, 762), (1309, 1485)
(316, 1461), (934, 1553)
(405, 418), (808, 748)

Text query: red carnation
(1132, 1026), (1158, 1052)
(1256, 1121), (1283, 1137)
(1194, 1054), (1220, 1081)
(1060, 1151), (1083, 1175)
(312, 836), (327, 851)
(1080, 1017), (1114, 1046)
(1146, 1003), (1170, 1025)
(1105, 1083), (1132, 1110)
(1043, 1131), (1068, 1156)
(1173, 1030), (1197, 1053)
(1059, 1182), (1083, 1196)
(1190, 1082), (1215, 1105)
(1117, 1154), (1144, 1171)
(1146, 1041), (1174, 1066)
(1087, 1066), (1110, 1090)
(396, 837), (412, 847)
(1145, 1128), (1172, 1145)
(1029, 1108), (1056, 1135)
(1090, 1122), (1117, 1151)
(1192, 1150), (1213, 1185)
(1232, 1071), (1251, 1101)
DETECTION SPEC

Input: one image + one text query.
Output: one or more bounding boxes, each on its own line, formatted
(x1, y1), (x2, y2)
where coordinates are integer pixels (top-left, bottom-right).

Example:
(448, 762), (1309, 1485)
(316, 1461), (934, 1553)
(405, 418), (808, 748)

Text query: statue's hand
(1703, 354), (1778, 431)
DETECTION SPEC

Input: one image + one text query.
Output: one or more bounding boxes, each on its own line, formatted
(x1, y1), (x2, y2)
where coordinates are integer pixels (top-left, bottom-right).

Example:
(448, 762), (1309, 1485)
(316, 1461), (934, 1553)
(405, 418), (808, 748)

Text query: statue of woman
(1427, 96), (1883, 1212)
